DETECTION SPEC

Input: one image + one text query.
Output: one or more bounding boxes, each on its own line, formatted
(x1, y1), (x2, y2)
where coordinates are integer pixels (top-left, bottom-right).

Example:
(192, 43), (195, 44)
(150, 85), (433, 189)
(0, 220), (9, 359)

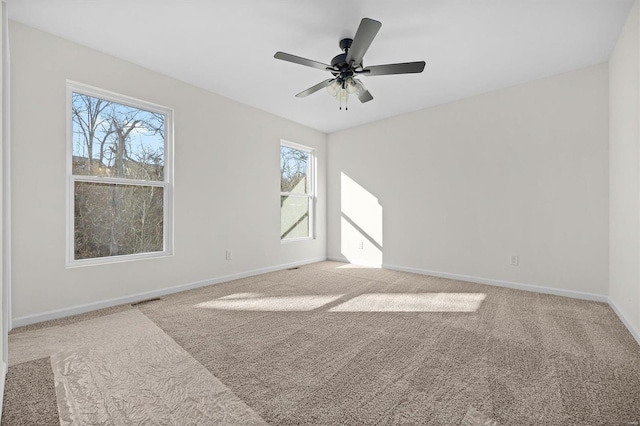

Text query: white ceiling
(7, 0), (633, 133)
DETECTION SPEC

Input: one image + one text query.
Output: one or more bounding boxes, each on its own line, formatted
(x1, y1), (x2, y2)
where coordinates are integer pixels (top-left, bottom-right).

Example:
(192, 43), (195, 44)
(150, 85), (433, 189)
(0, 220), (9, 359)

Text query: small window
(280, 141), (314, 241)
(67, 82), (173, 265)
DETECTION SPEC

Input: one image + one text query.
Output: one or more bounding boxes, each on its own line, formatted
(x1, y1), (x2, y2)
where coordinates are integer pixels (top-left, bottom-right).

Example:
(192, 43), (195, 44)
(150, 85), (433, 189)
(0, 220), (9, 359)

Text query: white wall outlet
(357, 241), (364, 249)
(510, 255), (519, 266)
(225, 250), (232, 260)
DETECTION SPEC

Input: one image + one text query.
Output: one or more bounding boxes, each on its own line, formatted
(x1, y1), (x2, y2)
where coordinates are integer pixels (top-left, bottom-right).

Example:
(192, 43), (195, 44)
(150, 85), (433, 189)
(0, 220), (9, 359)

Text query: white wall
(10, 22), (327, 321)
(0, 0), (4, 395)
(328, 64), (609, 297)
(609, 0), (640, 338)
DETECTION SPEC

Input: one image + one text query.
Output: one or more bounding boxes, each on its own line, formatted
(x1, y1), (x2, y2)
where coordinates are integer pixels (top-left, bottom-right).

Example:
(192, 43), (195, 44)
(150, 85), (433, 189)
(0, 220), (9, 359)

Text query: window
(280, 141), (314, 241)
(67, 82), (173, 265)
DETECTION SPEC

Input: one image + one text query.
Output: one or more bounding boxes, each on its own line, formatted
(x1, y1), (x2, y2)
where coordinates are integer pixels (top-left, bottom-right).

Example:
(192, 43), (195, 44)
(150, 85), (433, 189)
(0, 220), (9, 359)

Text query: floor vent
(131, 298), (161, 306)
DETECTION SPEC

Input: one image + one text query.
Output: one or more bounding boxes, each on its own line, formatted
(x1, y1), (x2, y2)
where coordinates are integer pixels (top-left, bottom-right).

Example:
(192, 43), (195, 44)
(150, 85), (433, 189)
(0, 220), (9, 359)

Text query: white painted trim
(71, 176), (167, 187)
(67, 250), (174, 269)
(327, 255), (349, 263)
(0, 361), (6, 417)
(2, 1), (11, 354)
(328, 255), (382, 268)
(381, 263), (608, 302)
(280, 139), (315, 241)
(280, 236), (313, 244)
(12, 257), (327, 328)
(608, 298), (640, 346)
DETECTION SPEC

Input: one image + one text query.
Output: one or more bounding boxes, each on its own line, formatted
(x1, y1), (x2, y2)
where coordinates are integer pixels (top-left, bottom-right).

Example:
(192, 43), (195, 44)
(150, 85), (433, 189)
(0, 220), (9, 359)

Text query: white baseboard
(608, 298), (640, 346)
(381, 263), (609, 303)
(12, 257), (327, 328)
(327, 255), (349, 263)
(327, 255), (381, 268)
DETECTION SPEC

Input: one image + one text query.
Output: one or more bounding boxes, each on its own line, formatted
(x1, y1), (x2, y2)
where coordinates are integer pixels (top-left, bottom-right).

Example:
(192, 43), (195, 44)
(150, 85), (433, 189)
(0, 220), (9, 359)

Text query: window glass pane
(74, 182), (164, 259)
(280, 146), (308, 194)
(72, 92), (165, 181)
(281, 196), (310, 239)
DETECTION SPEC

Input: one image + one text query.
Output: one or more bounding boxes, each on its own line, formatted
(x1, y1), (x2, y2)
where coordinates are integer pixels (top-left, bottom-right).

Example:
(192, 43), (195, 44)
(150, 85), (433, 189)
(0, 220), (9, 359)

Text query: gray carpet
(3, 261), (640, 425)
(137, 262), (640, 425)
(9, 303), (133, 335)
(1, 357), (59, 426)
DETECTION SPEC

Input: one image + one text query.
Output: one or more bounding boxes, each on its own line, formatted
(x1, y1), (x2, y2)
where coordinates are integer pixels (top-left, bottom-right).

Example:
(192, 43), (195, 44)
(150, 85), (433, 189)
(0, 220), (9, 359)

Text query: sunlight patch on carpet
(196, 294), (345, 311)
(329, 293), (486, 312)
(219, 293), (264, 300)
(336, 264), (381, 269)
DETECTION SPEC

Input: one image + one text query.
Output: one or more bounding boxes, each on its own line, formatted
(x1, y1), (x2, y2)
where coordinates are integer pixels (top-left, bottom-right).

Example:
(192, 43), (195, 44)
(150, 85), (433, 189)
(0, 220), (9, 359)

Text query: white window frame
(280, 140), (315, 243)
(66, 81), (174, 267)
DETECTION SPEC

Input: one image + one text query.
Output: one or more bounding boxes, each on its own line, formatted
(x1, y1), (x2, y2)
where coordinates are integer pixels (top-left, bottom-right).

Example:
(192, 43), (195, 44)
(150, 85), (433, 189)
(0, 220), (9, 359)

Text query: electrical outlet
(357, 241), (364, 249)
(225, 250), (232, 260)
(510, 255), (519, 266)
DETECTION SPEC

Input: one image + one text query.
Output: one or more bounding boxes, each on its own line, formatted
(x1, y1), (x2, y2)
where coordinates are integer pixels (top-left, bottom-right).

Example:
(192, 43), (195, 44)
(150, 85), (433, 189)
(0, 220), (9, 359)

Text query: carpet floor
(1, 357), (59, 425)
(4, 261), (640, 425)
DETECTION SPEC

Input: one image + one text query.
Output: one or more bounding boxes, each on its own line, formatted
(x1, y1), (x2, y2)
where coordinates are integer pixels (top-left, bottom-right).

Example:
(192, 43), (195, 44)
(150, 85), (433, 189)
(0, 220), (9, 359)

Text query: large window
(67, 82), (173, 265)
(280, 141), (314, 241)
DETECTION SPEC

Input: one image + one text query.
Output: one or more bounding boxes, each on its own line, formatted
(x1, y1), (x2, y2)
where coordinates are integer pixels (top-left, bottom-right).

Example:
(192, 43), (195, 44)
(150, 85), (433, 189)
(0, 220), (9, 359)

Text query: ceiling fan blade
(346, 18), (382, 66)
(274, 52), (332, 71)
(362, 61), (426, 76)
(295, 79), (335, 97)
(358, 90), (373, 103)
(353, 79), (373, 103)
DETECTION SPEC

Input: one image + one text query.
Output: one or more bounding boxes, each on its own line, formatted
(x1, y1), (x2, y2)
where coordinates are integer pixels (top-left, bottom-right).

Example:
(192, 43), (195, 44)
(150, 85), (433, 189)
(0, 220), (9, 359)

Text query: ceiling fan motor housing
(331, 38), (357, 79)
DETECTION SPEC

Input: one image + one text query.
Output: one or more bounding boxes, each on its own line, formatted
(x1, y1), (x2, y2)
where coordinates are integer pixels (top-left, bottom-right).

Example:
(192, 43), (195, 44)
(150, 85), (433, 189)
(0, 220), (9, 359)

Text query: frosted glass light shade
(326, 80), (340, 97)
(346, 78), (359, 94)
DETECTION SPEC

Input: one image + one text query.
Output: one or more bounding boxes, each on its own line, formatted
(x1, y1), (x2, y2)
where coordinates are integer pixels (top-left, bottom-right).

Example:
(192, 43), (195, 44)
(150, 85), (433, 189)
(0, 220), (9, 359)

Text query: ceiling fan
(274, 18), (425, 109)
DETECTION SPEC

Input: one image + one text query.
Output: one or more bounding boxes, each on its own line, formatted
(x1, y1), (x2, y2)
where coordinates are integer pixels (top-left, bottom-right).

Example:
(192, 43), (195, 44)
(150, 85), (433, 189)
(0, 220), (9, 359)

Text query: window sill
(66, 250), (173, 268)
(281, 237), (314, 244)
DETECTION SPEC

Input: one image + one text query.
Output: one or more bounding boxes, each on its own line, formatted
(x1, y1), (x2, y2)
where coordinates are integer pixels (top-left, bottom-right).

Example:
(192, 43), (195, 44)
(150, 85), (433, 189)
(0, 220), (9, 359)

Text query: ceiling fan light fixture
(326, 80), (341, 97)
(327, 80), (350, 103)
(347, 78), (367, 96)
(346, 77), (359, 94)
